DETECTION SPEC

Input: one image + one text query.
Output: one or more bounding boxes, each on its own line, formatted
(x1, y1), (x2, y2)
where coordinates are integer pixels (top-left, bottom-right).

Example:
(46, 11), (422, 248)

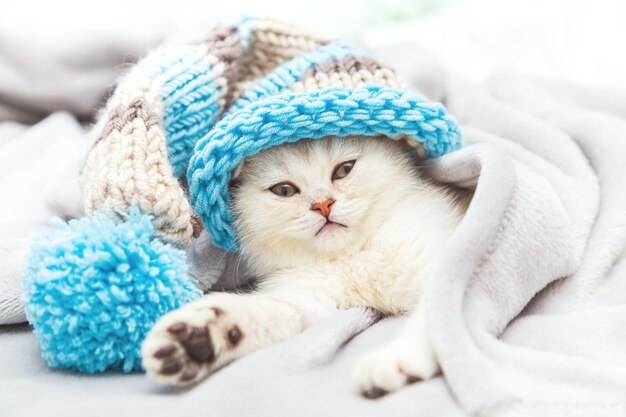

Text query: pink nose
(311, 199), (335, 218)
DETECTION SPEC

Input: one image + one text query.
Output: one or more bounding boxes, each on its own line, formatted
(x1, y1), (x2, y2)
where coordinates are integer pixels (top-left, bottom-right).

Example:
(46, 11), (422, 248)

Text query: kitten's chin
(314, 221), (348, 237)
(309, 223), (353, 254)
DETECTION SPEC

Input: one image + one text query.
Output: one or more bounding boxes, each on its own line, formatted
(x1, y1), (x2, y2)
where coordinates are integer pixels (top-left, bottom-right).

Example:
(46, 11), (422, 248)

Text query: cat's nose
(311, 198), (335, 218)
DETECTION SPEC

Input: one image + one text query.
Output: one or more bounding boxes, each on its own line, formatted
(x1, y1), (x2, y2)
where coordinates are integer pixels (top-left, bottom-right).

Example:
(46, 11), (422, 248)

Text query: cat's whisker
(233, 253), (246, 290)
(217, 240), (237, 265)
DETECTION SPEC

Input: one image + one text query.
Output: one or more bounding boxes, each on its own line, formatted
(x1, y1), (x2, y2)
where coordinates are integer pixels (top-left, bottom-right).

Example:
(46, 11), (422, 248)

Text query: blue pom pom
(21, 210), (202, 373)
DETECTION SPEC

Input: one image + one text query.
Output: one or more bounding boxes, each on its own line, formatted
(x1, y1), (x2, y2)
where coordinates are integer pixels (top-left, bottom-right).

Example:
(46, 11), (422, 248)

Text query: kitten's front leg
(353, 299), (439, 398)
(142, 281), (339, 385)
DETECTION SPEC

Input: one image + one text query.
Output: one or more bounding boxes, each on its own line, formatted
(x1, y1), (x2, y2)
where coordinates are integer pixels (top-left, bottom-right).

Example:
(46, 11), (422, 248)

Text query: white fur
(142, 136), (464, 397)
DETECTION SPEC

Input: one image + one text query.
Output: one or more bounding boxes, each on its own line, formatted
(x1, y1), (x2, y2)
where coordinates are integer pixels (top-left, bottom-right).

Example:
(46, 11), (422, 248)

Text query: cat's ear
(229, 161), (245, 189)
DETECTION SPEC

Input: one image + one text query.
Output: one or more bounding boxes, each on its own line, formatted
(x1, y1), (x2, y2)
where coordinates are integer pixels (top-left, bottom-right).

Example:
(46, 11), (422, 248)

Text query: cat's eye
(332, 160), (356, 181)
(269, 182), (300, 197)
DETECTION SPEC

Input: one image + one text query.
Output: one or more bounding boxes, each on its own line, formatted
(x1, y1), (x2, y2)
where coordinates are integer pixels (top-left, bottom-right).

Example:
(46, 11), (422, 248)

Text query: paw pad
(160, 357), (183, 375)
(362, 386), (388, 399)
(405, 374), (422, 385)
(227, 326), (242, 346)
(142, 301), (251, 385)
(167, 322), (215, 363)
(153, 344), (177, 359)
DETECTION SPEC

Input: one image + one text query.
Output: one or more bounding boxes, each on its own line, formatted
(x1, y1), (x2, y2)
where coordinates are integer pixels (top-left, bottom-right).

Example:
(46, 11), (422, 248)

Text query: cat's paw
(141, 298), (245, 385)
(353, 342), (439, 399)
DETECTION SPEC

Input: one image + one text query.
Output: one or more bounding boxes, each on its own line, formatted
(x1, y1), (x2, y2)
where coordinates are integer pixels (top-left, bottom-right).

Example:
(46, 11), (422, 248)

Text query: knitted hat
(22, 17), (462, 374)
(82, 16), (462, 252)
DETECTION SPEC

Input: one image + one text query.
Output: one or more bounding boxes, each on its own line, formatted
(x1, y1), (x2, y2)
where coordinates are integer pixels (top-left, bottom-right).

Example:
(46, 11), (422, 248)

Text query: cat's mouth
(315, 220), (348, 236)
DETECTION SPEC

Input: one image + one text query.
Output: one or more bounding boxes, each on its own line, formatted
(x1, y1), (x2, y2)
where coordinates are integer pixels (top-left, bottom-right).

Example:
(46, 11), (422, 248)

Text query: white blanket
(426, 76), (626, 415)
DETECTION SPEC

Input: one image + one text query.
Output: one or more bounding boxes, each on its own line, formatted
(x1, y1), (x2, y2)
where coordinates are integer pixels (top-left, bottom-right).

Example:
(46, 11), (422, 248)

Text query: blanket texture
(426, 76), (626, 415)
(1, 22), (626, 417)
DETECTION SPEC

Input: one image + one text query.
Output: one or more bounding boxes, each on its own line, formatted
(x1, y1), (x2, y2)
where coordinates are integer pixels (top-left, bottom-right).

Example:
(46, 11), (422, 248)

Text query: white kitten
(142, 135), (465, 397)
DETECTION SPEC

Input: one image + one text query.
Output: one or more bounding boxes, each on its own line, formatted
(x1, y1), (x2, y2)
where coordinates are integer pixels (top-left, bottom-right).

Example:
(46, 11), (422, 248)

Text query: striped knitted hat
(83, 17), (462, 252)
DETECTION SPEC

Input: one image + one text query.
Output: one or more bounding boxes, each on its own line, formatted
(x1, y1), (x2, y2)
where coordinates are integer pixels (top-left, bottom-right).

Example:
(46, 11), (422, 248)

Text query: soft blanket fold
(425, 75), (626, 415)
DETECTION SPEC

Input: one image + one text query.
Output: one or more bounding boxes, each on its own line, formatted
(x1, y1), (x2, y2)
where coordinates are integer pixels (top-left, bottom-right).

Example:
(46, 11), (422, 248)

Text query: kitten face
(231, 136), (417, 262)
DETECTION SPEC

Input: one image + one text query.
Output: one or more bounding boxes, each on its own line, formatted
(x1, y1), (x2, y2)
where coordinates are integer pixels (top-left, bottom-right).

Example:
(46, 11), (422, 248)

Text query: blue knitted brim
(188, 85), (462, 251)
